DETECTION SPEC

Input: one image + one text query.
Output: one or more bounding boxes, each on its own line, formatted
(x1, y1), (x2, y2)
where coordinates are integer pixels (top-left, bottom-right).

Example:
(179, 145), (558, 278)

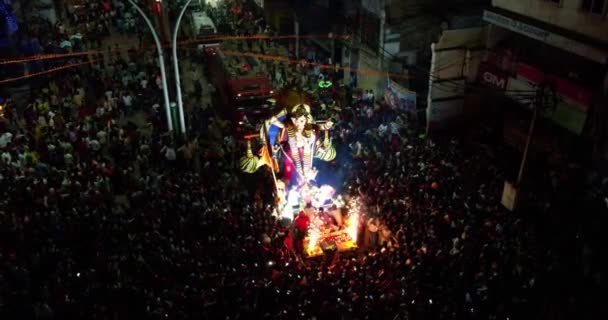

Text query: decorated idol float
(239, 102), (361, 257)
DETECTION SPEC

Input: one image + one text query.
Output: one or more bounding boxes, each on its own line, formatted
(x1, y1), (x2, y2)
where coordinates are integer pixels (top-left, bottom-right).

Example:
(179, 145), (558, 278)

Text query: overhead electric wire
(1, 32), (481, 85)
(1, 33), (429, 84)
(0, 31), (536, 100)
(1, 26), (542, 98)
(364, 34), (538, 98)
(0, 58), (102, 85)
(0, 33), (351, 65)
(220, 50), (413, 80)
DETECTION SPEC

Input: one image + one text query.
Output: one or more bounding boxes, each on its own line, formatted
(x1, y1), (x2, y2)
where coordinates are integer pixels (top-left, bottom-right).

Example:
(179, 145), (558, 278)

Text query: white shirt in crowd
(97, 130), (107, 145)
(1, 151), (11, 164)
(378, 124), (388, 136)
(96, 106), (105, 117)
(390, 122), (400, 135)
(37, 115), (48, 127)
(123, 94), (133, 107)
(0, 132), (13, 148)
(48, 112), (56, 128)
(103, 99), (112, 112)
(88, 139), (101, 151)
(190, 69), (200, 82)
(64, 152), (74, 166)
(156, 75), (162, 89)
(122, 74), (133, 87)
(164, 147), (176, 161)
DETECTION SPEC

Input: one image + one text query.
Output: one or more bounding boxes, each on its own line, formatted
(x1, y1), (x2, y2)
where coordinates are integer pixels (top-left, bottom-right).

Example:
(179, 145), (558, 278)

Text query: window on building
(581, 0), (607, 15)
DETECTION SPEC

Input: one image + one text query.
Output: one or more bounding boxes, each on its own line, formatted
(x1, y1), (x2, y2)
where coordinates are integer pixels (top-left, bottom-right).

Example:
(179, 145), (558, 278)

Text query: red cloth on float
(294, 211), (310, 232)
(283, 233), (294, 252)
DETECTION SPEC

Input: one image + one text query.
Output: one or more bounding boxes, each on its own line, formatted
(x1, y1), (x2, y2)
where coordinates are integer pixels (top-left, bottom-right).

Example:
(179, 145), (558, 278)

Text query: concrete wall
(427, 27), (487, 132)
(492, 0), (608, 44)
(357, 47), (387, 94)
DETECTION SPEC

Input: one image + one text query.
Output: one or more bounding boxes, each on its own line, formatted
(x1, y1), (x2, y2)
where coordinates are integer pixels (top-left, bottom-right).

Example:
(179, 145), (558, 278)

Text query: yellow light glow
(303, 196), (361, 257)
(346, 197), (360, 242)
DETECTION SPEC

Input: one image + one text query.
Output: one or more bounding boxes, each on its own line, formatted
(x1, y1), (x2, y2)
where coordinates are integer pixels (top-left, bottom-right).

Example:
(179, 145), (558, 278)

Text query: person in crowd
(366, 216), (380, 249)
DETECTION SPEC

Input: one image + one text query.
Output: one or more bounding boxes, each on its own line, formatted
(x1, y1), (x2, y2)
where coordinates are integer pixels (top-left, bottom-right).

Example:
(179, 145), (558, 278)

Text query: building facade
(475, 0), (608, 163)
(355, 0), (489, 122)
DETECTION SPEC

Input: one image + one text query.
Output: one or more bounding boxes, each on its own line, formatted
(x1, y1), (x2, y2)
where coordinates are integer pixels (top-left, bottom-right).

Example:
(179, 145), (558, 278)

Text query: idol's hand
(270, 116), (284, 128)
(324, 121), (334, 129)
(305, 167), (318, 182)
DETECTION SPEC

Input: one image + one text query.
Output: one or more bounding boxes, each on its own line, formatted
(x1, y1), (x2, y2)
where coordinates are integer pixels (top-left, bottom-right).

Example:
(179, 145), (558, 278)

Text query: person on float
(293, 203), (315, 255)
(328, 204), (343, 229)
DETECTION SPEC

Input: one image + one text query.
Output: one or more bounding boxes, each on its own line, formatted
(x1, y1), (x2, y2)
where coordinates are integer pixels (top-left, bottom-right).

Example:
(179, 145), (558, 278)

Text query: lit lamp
(0, 99), (5, 118)
(155, 0), (162, 15)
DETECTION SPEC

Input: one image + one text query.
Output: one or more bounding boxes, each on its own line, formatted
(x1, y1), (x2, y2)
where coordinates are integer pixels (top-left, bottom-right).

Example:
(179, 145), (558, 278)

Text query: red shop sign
(517, 63), (591, 110)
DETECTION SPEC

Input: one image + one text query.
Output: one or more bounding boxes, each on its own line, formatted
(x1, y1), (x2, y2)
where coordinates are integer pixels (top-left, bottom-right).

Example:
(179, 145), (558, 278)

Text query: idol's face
(293, 115), (307, 131)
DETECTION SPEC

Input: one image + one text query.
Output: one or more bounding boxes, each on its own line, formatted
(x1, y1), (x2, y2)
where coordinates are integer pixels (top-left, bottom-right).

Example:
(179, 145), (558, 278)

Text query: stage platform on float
(303, 229), (358, 258)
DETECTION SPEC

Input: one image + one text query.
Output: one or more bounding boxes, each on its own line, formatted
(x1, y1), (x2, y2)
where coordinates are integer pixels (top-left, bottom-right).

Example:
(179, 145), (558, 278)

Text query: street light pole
(172, 0), (193, 136)
(127, 0), (173, 132)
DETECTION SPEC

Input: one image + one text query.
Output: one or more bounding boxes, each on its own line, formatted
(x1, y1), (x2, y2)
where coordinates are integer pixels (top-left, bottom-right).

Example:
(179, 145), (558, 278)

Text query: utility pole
(378, 10), (386, 70)
(516, 82), (554, 186)
(328, 32), (335, 66)
(502, 81), (556, 211)
(514, 102), (538, 187)
(294, 13), (300, 59)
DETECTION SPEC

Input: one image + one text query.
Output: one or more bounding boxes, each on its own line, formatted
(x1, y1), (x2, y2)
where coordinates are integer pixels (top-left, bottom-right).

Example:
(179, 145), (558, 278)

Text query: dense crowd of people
(1, 1), (606, 320)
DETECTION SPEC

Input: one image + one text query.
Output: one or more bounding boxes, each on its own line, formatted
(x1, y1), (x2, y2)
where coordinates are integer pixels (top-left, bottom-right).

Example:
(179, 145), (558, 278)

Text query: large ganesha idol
(239, 104), (336, 188)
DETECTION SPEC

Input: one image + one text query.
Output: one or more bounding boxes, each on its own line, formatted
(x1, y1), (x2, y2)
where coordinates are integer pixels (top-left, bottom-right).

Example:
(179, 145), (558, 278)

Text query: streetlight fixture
(172, 0), (193, 136)
(127, 0), (173, 132)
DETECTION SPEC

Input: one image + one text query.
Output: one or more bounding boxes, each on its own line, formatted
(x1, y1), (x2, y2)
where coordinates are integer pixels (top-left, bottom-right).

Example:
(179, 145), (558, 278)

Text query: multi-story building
(261, 1), (488, 73)
(261, 0), (488, 122)
(476, 0), (608, 163)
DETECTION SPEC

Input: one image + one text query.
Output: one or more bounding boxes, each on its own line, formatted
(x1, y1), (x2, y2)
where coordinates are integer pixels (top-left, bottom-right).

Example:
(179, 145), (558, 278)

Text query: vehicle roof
(228, 76), (271, 88)
(192, 12), (216, 31)
(215, 41), (270, 80)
